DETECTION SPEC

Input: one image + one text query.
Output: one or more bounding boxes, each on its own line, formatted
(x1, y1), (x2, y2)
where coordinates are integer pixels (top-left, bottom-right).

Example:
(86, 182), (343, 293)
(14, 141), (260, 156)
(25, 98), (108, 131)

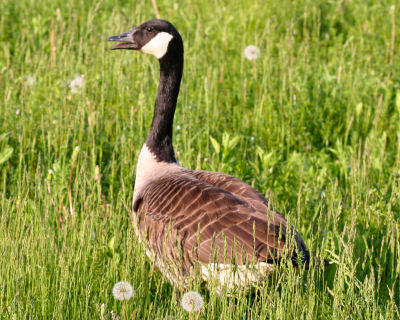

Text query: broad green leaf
(210, 136), (220, 154)
(0, 133), (9, 142)
(396, 91), (400, 114)
(227, 135), (240, 150)
(0, 147), (13, 165)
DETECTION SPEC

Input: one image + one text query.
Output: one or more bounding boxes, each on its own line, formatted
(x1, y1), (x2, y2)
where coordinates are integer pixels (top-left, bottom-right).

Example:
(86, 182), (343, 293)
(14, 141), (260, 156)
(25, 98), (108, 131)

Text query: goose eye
(146, 27), (153, 32)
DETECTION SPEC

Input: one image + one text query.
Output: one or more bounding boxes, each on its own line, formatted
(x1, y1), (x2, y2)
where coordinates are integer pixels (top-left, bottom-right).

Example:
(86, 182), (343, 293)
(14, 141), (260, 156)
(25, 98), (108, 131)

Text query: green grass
(1, 0), (399, 318)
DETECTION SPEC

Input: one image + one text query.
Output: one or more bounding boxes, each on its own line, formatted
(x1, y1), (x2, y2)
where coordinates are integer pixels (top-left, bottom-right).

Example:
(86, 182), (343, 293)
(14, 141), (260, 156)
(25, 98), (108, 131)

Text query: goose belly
(201, 262), (275, 293)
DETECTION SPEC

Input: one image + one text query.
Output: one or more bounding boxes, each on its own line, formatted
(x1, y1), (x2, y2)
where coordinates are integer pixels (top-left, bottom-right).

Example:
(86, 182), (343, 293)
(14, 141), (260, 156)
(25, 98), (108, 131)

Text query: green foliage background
(1, 0), (399, 318)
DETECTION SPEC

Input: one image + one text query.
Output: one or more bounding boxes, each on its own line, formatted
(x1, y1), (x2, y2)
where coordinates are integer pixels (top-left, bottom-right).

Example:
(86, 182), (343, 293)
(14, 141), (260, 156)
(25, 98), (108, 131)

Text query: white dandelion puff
(180, 291), (204, 313)
(110, 310), (119, 320)
(74, 146), (80, 151)
(16, 109), (20, 115)
(56, 8), (62, 21)
(69, 74), (85, 94)
(244, 45), (260, 61)
(95, 165), (101, 181)
(250, 136), (255, 142)
(48, 169), (53, 175)
(112, 281), (134, 301)
(25, 75), (35, 86)
(176, 125), (181, 130)
(100, 303), (106, 318)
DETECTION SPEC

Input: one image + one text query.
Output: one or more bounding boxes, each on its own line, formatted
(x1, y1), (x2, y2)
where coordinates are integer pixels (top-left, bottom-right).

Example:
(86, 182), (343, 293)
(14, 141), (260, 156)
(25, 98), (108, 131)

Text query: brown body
(132, 145), (307, 288)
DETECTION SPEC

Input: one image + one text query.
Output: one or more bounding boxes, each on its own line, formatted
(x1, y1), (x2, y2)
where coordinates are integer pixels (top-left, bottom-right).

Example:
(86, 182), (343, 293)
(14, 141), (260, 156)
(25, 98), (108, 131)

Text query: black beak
(107, 28), (139, 50)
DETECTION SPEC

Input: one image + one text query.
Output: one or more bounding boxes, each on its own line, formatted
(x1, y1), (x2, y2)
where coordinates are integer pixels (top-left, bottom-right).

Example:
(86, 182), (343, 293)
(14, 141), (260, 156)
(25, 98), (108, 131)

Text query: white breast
(133, 143), (180, 207)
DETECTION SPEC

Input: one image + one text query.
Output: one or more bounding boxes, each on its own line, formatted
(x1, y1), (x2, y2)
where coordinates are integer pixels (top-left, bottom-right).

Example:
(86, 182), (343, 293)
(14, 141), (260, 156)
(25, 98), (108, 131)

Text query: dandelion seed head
(95, 165), (101, 181)
(56, 8), (62, 21)
(25, 75), (35, 86)
(176, 125), (181, 130)
(16, 109), (20, 115)
(100, 303), (106, 317)
(75, 146), (80, 151)
(112, 281), (134, 301)
(48, 169), (53, 175)
(180, 291), (204, 313)
(110, 310), (119, 320)
(250, 136), (255, 142)
(69, 74), (85, 94)
(244, 45), (260, 61)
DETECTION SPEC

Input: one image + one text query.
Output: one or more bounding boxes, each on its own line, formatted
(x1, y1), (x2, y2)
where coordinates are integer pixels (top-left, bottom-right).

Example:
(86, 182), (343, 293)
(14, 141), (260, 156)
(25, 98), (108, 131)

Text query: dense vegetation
(1, 0), (399, 318)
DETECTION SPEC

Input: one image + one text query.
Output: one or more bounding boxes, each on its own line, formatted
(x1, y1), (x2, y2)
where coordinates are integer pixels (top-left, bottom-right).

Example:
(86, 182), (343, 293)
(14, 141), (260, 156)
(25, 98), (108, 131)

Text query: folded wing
(135, 171), (305, 271)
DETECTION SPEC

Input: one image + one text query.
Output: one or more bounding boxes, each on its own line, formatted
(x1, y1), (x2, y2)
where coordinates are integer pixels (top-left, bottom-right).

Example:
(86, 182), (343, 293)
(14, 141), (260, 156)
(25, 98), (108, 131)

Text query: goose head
(107, 19), (183, 60)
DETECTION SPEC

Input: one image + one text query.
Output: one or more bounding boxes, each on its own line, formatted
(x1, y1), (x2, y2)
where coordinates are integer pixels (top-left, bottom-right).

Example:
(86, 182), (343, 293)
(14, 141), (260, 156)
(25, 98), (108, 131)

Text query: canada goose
(108, 19), (317, 290)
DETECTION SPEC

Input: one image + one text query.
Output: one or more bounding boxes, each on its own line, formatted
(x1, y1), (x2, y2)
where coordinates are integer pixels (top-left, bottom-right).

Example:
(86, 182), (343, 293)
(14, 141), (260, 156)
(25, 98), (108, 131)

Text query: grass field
(1, 0), (400, 318)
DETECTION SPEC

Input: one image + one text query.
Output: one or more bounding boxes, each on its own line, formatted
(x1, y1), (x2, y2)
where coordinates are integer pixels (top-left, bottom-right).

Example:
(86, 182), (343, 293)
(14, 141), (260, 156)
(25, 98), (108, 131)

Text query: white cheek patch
(140, 32), (174, 59)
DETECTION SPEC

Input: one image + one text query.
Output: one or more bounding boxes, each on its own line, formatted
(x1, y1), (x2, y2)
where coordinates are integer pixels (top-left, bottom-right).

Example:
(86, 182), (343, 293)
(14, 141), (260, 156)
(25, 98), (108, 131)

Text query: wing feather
(136, 171), (298, 269)
(188, 170), (308, 253)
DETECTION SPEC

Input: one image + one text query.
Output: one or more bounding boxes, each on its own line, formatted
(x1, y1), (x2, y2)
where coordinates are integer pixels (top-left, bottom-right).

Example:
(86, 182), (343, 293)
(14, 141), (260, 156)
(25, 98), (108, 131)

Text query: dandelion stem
(68, 163), (74, 216)
(151, 0), (160, 19)
(390, 6), (396, 65)
(50, 20), (56, 67)
(122, 301), (126, 320)
(69, 147), (79, 216)
(47, 180), (64, 229)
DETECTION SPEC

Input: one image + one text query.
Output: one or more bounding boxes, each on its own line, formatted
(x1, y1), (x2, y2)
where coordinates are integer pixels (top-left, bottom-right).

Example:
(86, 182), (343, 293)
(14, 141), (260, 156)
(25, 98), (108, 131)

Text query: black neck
(145, 37), (183, 163)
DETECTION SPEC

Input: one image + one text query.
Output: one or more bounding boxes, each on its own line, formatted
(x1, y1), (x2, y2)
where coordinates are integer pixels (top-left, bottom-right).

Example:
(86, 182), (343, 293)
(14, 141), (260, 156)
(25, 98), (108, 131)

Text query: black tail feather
(298, 250), (329, 269)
